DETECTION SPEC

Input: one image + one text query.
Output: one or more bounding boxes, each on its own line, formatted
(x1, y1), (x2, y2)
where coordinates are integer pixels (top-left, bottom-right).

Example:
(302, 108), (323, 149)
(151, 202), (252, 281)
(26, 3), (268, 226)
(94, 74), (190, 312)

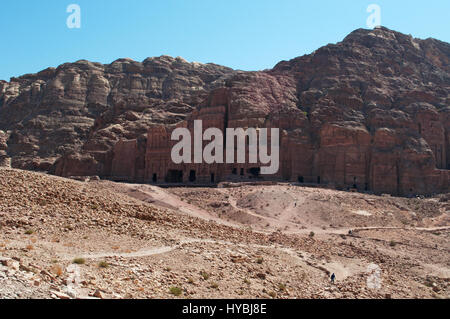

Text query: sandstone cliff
(0, 56), (234, 171)
(0, 27), (448, 195)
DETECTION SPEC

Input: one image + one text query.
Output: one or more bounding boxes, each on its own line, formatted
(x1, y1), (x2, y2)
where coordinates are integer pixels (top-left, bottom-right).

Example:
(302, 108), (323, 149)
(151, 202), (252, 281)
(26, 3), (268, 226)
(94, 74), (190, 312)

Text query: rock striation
(0, 56), (233, 172)
(0, 130), (10, 167)
(0, 27), (448, 195)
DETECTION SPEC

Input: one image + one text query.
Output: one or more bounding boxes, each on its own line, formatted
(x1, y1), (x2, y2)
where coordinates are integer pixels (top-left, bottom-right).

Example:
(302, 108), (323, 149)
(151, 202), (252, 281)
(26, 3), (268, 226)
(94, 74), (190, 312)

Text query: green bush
(200, 271), (210, 280)
(73, 258), (86, 265)
(169, 286), (182, 296)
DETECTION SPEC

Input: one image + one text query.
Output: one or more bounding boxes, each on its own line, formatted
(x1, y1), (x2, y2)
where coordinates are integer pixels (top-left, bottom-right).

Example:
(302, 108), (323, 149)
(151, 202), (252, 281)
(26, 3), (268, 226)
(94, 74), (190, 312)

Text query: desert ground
(0, 167), (448, 299)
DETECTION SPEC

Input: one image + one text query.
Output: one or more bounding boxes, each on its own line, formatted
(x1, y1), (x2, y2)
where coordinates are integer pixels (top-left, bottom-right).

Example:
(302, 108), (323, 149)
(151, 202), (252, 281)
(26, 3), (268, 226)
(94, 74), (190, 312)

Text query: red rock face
(0, 56), (233, 170)
(0, 27), (449, 196)
(111, 139), (138, 181)
(0, 130), (10, 167)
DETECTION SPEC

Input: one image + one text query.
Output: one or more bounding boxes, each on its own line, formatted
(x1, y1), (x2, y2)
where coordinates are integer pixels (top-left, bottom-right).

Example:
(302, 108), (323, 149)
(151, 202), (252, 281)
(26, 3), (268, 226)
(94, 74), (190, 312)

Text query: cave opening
(249, 167), (261, 178)
(166, 170), (183, 183)
(189, 170), (196, 182)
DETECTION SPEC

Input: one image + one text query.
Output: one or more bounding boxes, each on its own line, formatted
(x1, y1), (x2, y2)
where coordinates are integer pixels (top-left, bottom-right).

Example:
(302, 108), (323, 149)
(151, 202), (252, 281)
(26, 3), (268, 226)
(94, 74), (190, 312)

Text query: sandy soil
(0, 168), (448, 299)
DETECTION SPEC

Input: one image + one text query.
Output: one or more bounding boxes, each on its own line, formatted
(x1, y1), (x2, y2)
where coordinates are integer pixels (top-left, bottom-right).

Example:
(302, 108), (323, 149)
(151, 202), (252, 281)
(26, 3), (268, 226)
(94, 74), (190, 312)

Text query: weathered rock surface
(0, 130), (10, 167)
(0, 56), (234, 172)
(268, 27), (449, 195)
(0, 27), (448, 195)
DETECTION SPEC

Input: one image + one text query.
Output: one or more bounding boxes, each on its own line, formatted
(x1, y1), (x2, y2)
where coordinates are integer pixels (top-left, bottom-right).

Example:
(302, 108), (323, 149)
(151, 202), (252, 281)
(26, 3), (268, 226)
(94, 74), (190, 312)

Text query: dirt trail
(218, 189), (283, 224)
(62, 236), (370, 281)
(287, 225), (450, 236)
(111, 183), (450, 237)
(2, 168), (449, 299)
(62, 238), (206, 260)
(90, 181), (450, 282)
(108, 182), (237, 227)
(217, 188), (305, 230)
(64, 238), (277, 261)
(216, 188), (450, 236)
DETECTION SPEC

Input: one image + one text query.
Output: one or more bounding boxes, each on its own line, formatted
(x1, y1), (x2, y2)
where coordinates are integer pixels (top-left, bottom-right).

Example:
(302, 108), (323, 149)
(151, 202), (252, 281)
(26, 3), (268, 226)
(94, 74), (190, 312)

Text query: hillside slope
(0, 168), (448, 299)
(0, 27), (449, 195)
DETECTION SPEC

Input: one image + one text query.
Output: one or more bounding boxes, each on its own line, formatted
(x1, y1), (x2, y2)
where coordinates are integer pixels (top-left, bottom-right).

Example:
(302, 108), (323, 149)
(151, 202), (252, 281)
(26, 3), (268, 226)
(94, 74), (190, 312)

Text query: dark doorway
(298, 176), (304, 183)
(249, 167), (261, 178)
(232, 168), (237, 175)
(240, 168), (244, 176)
(189, 170), (196, 182)
(152, 173), (157, 183)
(317, 176), (321, 184)
(210, 173), (215, 183)
(166, 170), (183, 183)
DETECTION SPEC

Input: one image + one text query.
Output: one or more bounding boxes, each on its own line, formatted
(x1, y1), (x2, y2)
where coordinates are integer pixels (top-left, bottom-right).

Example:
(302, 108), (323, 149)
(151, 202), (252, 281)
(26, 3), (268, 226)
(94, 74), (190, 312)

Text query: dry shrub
(51, 265), (63, 277)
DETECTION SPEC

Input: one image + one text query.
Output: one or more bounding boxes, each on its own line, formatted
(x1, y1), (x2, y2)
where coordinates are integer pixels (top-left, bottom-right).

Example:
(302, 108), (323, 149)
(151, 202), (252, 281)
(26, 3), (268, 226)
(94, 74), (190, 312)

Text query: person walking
(331, 273), (336, 284)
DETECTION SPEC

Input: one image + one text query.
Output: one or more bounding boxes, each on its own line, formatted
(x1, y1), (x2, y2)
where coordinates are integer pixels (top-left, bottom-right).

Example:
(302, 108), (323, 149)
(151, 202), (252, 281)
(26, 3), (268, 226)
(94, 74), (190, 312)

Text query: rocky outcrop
(0, 56), (234, 170)
(268, 27), (449, 195)
(0, 27), (448, 195)
(0, 130), (10, 167)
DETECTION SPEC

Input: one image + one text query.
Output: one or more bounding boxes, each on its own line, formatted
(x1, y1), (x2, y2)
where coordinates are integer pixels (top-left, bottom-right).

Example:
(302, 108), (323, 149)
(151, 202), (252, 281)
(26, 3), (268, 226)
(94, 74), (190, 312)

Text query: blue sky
(0, 0), (449, 81)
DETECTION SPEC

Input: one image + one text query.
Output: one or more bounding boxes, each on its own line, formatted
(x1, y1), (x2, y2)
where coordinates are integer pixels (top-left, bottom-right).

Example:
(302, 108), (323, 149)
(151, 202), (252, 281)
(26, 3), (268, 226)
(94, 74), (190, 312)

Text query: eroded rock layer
(0, 27), (448, 195)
